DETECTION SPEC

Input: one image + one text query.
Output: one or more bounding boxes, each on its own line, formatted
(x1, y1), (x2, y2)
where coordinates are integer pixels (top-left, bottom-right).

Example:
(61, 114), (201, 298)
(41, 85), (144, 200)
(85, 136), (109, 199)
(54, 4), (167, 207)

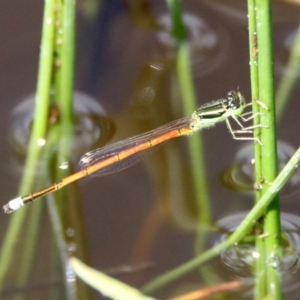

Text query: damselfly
(3, 90), (262, 213)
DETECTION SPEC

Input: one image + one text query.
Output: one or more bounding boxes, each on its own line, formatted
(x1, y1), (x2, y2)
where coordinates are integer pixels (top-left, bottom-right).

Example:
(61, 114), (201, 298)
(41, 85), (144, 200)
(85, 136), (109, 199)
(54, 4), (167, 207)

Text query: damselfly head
(226, 90), (245, 111)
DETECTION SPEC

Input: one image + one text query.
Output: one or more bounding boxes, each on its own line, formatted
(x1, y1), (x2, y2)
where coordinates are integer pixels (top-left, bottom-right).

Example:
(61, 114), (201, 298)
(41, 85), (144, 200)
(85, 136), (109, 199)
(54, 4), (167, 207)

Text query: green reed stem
(166, 1), (215, 292)
(0, 0), (56, 293)
(59, 0), (75, 122)
(167, 0), (211, 226)
(166, 0), (186, 43)
(0, 1), (80, 298)
(248, 0), (267, 297)
(142, 146), (300, 294)
(50, 2), (91, 298)
(248, 1), (282, 299)
(176, 44), (211, 225)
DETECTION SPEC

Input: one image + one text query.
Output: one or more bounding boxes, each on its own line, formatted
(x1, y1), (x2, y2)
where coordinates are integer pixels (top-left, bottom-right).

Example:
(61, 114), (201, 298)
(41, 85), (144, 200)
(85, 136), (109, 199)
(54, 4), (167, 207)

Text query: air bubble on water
(266, 252), (282, 269)
(59, 161), (69, 170)
(66, 227), (75, 237)
(68, 242), (77, 254)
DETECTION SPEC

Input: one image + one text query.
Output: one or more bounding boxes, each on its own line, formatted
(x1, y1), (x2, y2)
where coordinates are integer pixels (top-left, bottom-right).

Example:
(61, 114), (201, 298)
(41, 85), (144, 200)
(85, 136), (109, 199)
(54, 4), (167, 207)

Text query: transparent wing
(78, 116), (192, 176)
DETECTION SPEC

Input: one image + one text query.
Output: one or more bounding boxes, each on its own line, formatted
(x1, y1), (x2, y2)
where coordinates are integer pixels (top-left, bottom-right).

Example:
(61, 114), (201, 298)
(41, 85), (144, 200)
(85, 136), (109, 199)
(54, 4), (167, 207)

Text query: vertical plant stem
(177, 45), (211, 227)
(31, 0), (56, 143)
(49, 2), (91, 298)
(59, 0), (75, 123)
(20, 0), (56, 192)
(0, 0), (56, 292)
(14, 0), (57, 289)
(249, 1), (282, 299)
(166, 0), (186, 43)
(166, 0), (211, 226)
(10, 0), (58, 291)
(248, 1), (267, 298)
(54, 0), (75, 194)
(0, 1), (80, 298)
(166, 2), (214, 292)
(50, 1), (92, 298)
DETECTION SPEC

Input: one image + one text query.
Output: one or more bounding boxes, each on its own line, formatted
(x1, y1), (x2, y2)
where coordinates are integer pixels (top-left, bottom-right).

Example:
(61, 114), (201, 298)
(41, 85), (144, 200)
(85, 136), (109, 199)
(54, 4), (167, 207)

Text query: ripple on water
(9, 91), (114, 174)
(156, 12), (230, 77)
(214, 212), (300, 295)
(222, 140), (300, 201)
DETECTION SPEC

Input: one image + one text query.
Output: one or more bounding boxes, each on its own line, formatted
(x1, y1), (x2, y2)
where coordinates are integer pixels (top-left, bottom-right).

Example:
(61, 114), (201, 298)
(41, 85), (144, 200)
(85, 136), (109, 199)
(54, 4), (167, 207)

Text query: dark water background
(1, 1), (300, 299)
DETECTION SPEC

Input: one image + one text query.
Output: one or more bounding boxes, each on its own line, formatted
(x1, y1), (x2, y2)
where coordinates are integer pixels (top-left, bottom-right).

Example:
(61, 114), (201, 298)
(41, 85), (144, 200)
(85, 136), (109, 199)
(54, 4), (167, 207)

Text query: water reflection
(222, 140), (300, 200)
(202, 0), (300, 24)
(2, 1), (300, 298)
(275, 24), (300, 87)
(157, 12), (229, 76)
(215, 212), (300, 293)
(9, 91), (114, 168)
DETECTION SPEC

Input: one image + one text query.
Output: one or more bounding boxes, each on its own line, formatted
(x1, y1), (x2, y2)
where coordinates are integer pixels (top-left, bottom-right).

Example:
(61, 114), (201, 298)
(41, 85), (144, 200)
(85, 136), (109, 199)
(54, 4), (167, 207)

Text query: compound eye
(227, 91), (233, 101)
(227, 90), (239, 110)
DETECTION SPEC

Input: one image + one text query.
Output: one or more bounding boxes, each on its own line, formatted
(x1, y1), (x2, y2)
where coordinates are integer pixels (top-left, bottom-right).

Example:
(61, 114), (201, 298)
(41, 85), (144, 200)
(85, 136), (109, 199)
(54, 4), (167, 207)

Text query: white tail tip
(3, 197), (24, 214)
